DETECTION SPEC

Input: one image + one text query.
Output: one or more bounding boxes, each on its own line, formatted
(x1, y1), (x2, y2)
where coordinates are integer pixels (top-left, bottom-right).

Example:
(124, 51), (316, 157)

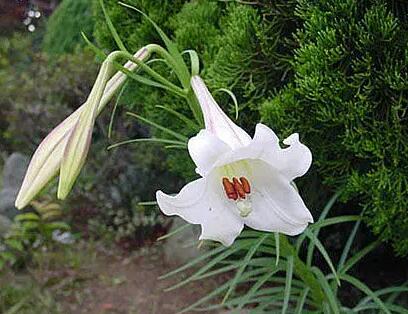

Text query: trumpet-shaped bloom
(156, 76), (313, 246)
(15, 48), (149, 209)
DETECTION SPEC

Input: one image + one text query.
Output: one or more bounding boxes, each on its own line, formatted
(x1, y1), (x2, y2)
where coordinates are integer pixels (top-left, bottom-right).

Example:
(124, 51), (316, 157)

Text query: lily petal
(156, 178), (208, 224)
(191, 76), (251, 149)
(253, 124), (312, 181)
(14, 109), (80, 209)
(156, 179), (244, 246)
(58, 60), (111, 199)
(188, 129), (231, 176)
(244, 160), (313, 233)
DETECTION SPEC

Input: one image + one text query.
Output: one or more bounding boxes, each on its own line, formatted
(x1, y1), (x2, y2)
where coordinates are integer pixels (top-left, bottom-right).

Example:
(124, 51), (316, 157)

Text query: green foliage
(162, 195), (408, 313)
(43, 0), (95, 55)
(0, 46), (97, 154)
(92, 0), (186, 52)
(0, 281), (60, 314)
(0, 201), (70, 271)
(260, 0), (408, 255)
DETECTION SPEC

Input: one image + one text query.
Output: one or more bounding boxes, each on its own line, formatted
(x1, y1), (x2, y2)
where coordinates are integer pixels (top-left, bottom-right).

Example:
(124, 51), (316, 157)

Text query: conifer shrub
(261, 0), (408, 255)
(43, 0), (95, 55)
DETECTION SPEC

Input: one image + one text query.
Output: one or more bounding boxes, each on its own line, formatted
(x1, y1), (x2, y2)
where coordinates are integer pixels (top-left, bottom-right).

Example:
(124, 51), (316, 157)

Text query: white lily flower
(156, 76), (313, 246)
(15, 48), (150, 209)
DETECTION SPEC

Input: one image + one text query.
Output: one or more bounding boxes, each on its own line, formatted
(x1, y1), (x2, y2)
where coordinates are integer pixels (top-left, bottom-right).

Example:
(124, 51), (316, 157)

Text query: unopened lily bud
(15, 48), (150, 209)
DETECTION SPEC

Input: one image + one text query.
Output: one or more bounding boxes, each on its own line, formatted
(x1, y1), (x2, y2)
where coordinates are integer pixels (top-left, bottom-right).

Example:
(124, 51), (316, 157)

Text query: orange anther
(222, 177), (238, 200)
(233, 177), (246, 199)
(239, 177), (251, 194)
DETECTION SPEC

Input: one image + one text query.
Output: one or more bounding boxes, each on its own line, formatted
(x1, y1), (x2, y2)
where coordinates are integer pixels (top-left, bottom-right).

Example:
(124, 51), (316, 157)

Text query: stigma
(222, 177), (252, 217)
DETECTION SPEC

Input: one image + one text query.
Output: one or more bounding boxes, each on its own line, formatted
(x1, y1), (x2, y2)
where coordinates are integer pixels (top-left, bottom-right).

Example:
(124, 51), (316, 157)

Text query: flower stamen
(222, 176), (253, 217)
(233, 177), (246, 199)
(222, 177), (238, 200)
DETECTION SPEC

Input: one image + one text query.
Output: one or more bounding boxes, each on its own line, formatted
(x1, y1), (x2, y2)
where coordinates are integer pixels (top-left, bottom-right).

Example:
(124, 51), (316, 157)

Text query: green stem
(146, 44), (203, 126)
(279, 234), (325, 308)
(118, 51), (186, 97)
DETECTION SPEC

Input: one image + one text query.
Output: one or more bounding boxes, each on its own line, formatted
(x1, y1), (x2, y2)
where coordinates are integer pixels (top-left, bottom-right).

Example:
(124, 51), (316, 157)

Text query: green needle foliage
(43, 0), (95, 55)
(261, 0), (408, 255)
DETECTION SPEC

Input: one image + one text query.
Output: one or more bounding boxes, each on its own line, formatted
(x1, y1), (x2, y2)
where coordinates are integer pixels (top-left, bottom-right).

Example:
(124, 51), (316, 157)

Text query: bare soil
(51, 244), (221, 314)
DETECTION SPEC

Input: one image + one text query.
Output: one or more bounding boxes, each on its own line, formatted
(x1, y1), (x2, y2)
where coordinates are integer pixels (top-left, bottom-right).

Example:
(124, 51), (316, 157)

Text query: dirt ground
(49, 243), (222, 314)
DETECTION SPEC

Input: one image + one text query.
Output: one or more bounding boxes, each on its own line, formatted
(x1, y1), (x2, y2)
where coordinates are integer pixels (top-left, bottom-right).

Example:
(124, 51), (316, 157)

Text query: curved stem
(146, 44), (204, 126)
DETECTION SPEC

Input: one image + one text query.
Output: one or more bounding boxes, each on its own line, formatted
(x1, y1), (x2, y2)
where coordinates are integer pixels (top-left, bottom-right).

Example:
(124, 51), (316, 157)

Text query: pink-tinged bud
(190, 76), (251, 149)
(15, 48), (150, 208)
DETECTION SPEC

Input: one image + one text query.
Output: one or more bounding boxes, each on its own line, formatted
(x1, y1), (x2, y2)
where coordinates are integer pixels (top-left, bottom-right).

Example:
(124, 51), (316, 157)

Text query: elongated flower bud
(15, 48), (150, 209)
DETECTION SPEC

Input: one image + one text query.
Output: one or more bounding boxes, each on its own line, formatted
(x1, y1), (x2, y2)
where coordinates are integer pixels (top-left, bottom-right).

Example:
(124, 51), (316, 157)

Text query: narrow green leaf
(306, 192), (341, 266)
(274, 232), (280, 267)
(81, 32), (107, 61)
(340, 274), (391, 314)
(138, 201), (157, 206)
(338, 217), (362, 270)
(116, 63), (186, 97)
(108, 81), (128, 138)
(156, 105), (200, 131)
(107, 137), (186, 150)
(281, 255), (294, 314)
(157, 223), (190, 241)
(295, 288), (310, 314)
(182, 49), (200, 76)
(159, 245), (227, 279)
(339, 241), (379, 275)
(354, 303), (408, 313)
(118, 2), (190, 86)
(164, 145), (187, 150)
(166, 242), (252, 292)
(222, 233), (269, 303)
(99, 0), (128, 53)
(126, 112), (188, 141)
(308, 215), (360, 231)
(311, 267), (340, 314)
(215, 88), (239, 120)
(195, 264), (238, 281)
(356, 286), (408, 309)
(237, 264), (283, 309)
(177, 267), (269, 314)
(304, 229), (340, 286)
